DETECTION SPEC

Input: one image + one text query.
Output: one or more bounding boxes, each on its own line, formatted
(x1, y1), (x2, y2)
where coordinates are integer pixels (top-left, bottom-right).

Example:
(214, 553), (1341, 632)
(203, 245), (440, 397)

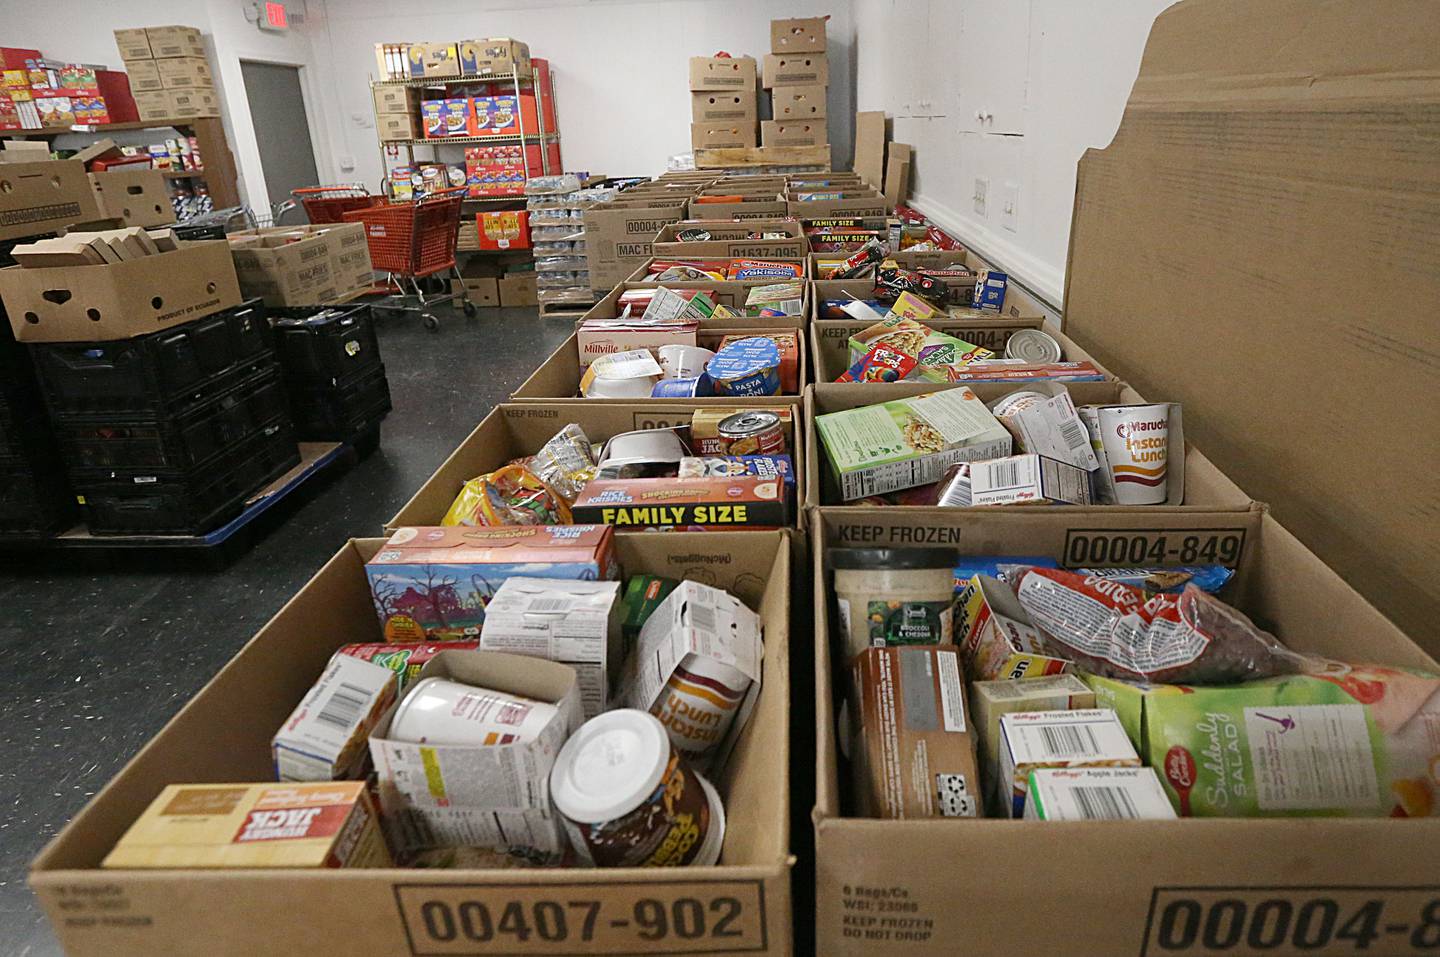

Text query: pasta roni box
(364, 525), (618, 641)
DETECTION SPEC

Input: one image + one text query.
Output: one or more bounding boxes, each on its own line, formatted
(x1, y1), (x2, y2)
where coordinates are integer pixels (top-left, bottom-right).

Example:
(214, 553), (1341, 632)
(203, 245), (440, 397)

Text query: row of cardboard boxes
(29, 390), (1438, 955)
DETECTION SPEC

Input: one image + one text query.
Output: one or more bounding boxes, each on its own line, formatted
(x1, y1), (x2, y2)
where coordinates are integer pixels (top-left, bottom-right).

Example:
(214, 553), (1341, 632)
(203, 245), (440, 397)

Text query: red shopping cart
(342, 187), (474, 330)
(291, 185), (385, 224)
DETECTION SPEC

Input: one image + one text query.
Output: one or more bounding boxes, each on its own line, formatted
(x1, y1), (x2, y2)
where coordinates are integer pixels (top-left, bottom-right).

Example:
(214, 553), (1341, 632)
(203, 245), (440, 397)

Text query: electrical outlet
(1001, 182), (1019, 232)
(973, 177), (989, 217)
(338, 155), (356, 172)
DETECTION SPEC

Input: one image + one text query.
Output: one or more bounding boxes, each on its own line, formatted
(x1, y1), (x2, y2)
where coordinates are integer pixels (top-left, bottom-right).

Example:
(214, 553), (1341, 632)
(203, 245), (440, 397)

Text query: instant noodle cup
(706, 338), (781, 397)
(658, 344), (715, 380)
(1097, 403), (1170, 505)
(550, 709), (725, 867)
(389, 677), (560, 747)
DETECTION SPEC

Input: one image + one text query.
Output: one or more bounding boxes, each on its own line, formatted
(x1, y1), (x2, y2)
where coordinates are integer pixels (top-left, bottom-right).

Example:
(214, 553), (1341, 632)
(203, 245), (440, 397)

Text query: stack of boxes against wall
(763, 17), (829, 149)
(112, 26), (219, 123)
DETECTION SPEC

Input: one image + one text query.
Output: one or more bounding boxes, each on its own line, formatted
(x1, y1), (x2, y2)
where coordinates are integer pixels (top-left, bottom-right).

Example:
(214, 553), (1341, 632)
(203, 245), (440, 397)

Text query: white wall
(306, 0), (855, 187)
(854, 0), (1176, 306)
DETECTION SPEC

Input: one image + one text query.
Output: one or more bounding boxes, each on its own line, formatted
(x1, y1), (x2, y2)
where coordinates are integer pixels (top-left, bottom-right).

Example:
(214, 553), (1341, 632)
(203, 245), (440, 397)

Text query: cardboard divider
(31, 532), (794, 957)
(808, 319), (1096, 383)
(804, 383), (1252, 511)
(652, 220), (808, 260)
(686, 197), (789, 221)
(513, 330), (809, 401)
(385, 402), (809, 532)
(577, 281), (808, 330)
(808, 506), (1438, 956)
(581, 197), (692, 293)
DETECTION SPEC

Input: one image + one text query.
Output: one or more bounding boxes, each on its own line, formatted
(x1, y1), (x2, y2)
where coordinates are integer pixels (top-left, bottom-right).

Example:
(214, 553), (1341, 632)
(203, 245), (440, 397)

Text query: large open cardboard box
(625, 258), (811, 285)
(808, 317), (1069, 381)
(810, 507), (1439, 955)
(31, 532), (794, 956)
(385, 402), (808, 532)
(804, 383), (1251, 512)
(582, 197), (691, 293)
(1059, 0), (1440, 651)
(577, 281), (808, 331)
(0, 159), (102, 242)
(512, 329), (809, 401)
(652, 220), (808, 261)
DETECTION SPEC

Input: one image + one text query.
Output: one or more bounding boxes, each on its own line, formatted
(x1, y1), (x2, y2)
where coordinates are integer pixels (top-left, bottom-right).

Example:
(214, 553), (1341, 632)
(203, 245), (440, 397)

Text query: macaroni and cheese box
(956, 574), (1071, 683)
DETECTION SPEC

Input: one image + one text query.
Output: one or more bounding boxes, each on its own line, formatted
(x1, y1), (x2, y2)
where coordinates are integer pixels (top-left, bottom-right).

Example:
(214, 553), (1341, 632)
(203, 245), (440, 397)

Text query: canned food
(1004, 329), (1064, 364)
(717, 410), (785, 456)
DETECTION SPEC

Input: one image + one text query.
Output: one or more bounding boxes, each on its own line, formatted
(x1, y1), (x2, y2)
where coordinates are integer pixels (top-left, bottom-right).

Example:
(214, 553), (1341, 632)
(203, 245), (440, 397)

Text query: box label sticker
(1142, 887), (1440, 956)
(395, 881), (767, 954)
(1063, 528), (1247, 569)
(835, 883), (935, 947)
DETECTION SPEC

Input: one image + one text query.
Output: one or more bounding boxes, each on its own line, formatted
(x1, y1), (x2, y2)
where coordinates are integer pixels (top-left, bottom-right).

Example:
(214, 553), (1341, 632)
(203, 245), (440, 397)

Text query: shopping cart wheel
(423, 313), (440, 331)
(461, 299), (477, 318)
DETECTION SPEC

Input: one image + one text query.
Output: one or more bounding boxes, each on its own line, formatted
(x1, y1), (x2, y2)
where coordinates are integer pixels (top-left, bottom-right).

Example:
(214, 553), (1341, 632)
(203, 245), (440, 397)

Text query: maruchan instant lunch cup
(550, 709), (724, 868)
(387, 677), (559, 746)
(1097, 403), (1170, 505)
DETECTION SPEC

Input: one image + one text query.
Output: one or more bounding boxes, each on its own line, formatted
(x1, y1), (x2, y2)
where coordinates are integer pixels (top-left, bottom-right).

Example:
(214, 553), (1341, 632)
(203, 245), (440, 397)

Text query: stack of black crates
(271, 304), (392, 445)
(28, 299), (302, 535)
(0, 315), (74, 536)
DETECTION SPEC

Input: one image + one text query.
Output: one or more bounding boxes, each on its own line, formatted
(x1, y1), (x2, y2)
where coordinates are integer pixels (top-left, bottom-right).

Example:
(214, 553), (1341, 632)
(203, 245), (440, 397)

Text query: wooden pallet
(537, 299), (595, 319)
(693, 145), (831, 170)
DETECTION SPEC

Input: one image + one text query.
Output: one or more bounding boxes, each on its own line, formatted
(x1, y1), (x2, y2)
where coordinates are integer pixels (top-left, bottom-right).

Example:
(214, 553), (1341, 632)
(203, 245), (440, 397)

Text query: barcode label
(988, 460), (1020, 488)
(1070, 785), (1141, 819)
(686, 601), (717, 634)
(1057, 416), (1088, 455)
(1037, 723), (1103, 758)
(936, 652), (966, 733)
(316, 682), (371, 730)
(528, 597), (574, 614)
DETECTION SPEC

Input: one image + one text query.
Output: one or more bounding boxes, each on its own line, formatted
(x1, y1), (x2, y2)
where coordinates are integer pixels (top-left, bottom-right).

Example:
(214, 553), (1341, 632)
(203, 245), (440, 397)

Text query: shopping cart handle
(291, 184), (370, 197)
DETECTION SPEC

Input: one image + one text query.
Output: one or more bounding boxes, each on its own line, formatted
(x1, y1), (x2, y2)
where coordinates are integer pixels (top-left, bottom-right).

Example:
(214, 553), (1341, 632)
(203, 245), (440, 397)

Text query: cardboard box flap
(1062, 0), (1440, 650)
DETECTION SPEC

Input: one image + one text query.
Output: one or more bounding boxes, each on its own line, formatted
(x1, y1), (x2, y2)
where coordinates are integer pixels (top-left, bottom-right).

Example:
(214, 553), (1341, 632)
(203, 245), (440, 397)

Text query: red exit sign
(260, 1), (288, 31)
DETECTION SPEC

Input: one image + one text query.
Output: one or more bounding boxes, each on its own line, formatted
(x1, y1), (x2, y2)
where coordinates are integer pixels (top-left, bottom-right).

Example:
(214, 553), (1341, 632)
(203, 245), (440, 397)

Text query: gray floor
(0, 305), (575, 956)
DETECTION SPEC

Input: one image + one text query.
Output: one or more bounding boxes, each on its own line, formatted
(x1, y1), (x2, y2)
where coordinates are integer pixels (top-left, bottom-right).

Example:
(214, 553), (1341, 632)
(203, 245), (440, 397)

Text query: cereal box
(997, 709), (1140, 818)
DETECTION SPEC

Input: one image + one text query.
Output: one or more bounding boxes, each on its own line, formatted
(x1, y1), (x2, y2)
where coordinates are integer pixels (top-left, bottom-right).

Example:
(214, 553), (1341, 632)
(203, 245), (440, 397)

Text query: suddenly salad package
(1086, 664), (1440, 818)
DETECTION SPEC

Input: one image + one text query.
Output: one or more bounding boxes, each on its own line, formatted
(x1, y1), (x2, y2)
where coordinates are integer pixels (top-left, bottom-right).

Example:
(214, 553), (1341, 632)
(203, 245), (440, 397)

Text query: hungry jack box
(103, 782), (392, 869)
(368, 649), (583, 861)
(850, 645), (981, 818)
(365, 525), (618, 641)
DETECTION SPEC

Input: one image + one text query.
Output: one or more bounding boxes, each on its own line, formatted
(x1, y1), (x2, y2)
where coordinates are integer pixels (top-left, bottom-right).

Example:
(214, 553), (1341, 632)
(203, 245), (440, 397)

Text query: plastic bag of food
(1005, 566), (1308, 684)
(527, 424), (596, 502)
(441, 464), (571, 526)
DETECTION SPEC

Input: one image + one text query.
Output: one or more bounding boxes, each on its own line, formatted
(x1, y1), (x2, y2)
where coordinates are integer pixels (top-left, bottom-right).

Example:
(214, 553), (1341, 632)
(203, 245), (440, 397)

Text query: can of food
(989, 389), (1051, 445)
(717, 410), (784, 456)
(1004, 329), (1064, 364)
(705, 338), (781, 397)
(550, 709), (725, 868)
(387, 677), (559, 746)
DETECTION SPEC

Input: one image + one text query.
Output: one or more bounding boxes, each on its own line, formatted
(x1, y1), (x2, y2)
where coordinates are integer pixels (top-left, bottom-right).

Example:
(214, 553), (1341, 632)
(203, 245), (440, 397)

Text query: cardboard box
(623, 256), (808, 286)
(691, 121), (758, 150)
(365, 525), (618, 641)
(0, 158), (102, 242)
(497, 272), (537, 307)
(970, 674), (1095, 812)
(686, 196), (789, 220)
(575, 318), (698, 368)
(102, 782), (391, 869)
(1063, 0), (1439, 651)
(113, 29), (153, 61)
(33, 532), (794, 955)
(762, 53), (829, 88)
(457, 37), (530, 76)
(163, 89), (219, 119)
(771, 16), (828, 53)
(691, 91), (758, 123)
(577, 281), (810, 329)
(156, 56), (212, 90)
(228, 230), (339, 307)
(124, 59), (162, 92)
(368, 650), (582, 861)
(809, 319), (1057, 381)
(272, 654), (398, 782)
(651, 219), (807, 260)
(997, 709), (1140, 818)
(375, 113), (419, 142)
(88, 168), (175, 228)
(850, 645), (981, 819)
(371, 85), (418, 115)
(582, 198), (689, 292)
(405, 42), (460, 78)
(479, 579), (622, 719)
(0, 240), (241, 343)
(786, 192), (888, 220)
(688, 55), (758, 91)
(450, 275), (499, 306)
(761, 120), (826, 148)
(772, 84), (827, 119)
(384, 402), (805, 531)
(145, 25), (206, 59)
(812, 502), (1440, 955)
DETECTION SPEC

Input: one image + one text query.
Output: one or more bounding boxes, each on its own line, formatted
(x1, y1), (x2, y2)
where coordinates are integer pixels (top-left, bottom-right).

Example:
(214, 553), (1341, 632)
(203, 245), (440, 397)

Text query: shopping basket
(292, 185), (385, 224)
(342, 188), (473, 330)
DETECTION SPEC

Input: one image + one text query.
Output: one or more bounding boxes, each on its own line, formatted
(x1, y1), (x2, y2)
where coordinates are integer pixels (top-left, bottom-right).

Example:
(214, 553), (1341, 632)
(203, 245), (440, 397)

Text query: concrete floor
(0, 305), (575, 956)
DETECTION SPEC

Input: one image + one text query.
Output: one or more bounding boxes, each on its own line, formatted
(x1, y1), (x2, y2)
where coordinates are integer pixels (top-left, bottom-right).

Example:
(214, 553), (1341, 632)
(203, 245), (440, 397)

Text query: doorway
(240, 60), (321, 214)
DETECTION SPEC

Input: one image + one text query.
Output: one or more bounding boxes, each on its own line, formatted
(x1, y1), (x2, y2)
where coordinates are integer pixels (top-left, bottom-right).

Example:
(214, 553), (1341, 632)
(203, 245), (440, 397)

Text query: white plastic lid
(550, 709), (671, 824)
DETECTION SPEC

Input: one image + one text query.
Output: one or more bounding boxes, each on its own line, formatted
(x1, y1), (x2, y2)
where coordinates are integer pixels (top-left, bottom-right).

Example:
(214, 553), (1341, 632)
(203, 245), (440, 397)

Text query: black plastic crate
(0, 398), (52, 467)
(29, 299), (272, 417)
(288, 362), (392, 439)
(55, 365), (288, 473)
(271, 304), (382, 387)
(0, 460), (76, 535)
(78, 419), (300, 536)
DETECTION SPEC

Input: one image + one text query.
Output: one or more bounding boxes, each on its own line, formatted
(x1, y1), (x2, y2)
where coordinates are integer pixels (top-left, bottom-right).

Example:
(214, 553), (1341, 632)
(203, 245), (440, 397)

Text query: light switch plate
(973, 177), (989, 217)
(1001, 182), (1019, 231)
